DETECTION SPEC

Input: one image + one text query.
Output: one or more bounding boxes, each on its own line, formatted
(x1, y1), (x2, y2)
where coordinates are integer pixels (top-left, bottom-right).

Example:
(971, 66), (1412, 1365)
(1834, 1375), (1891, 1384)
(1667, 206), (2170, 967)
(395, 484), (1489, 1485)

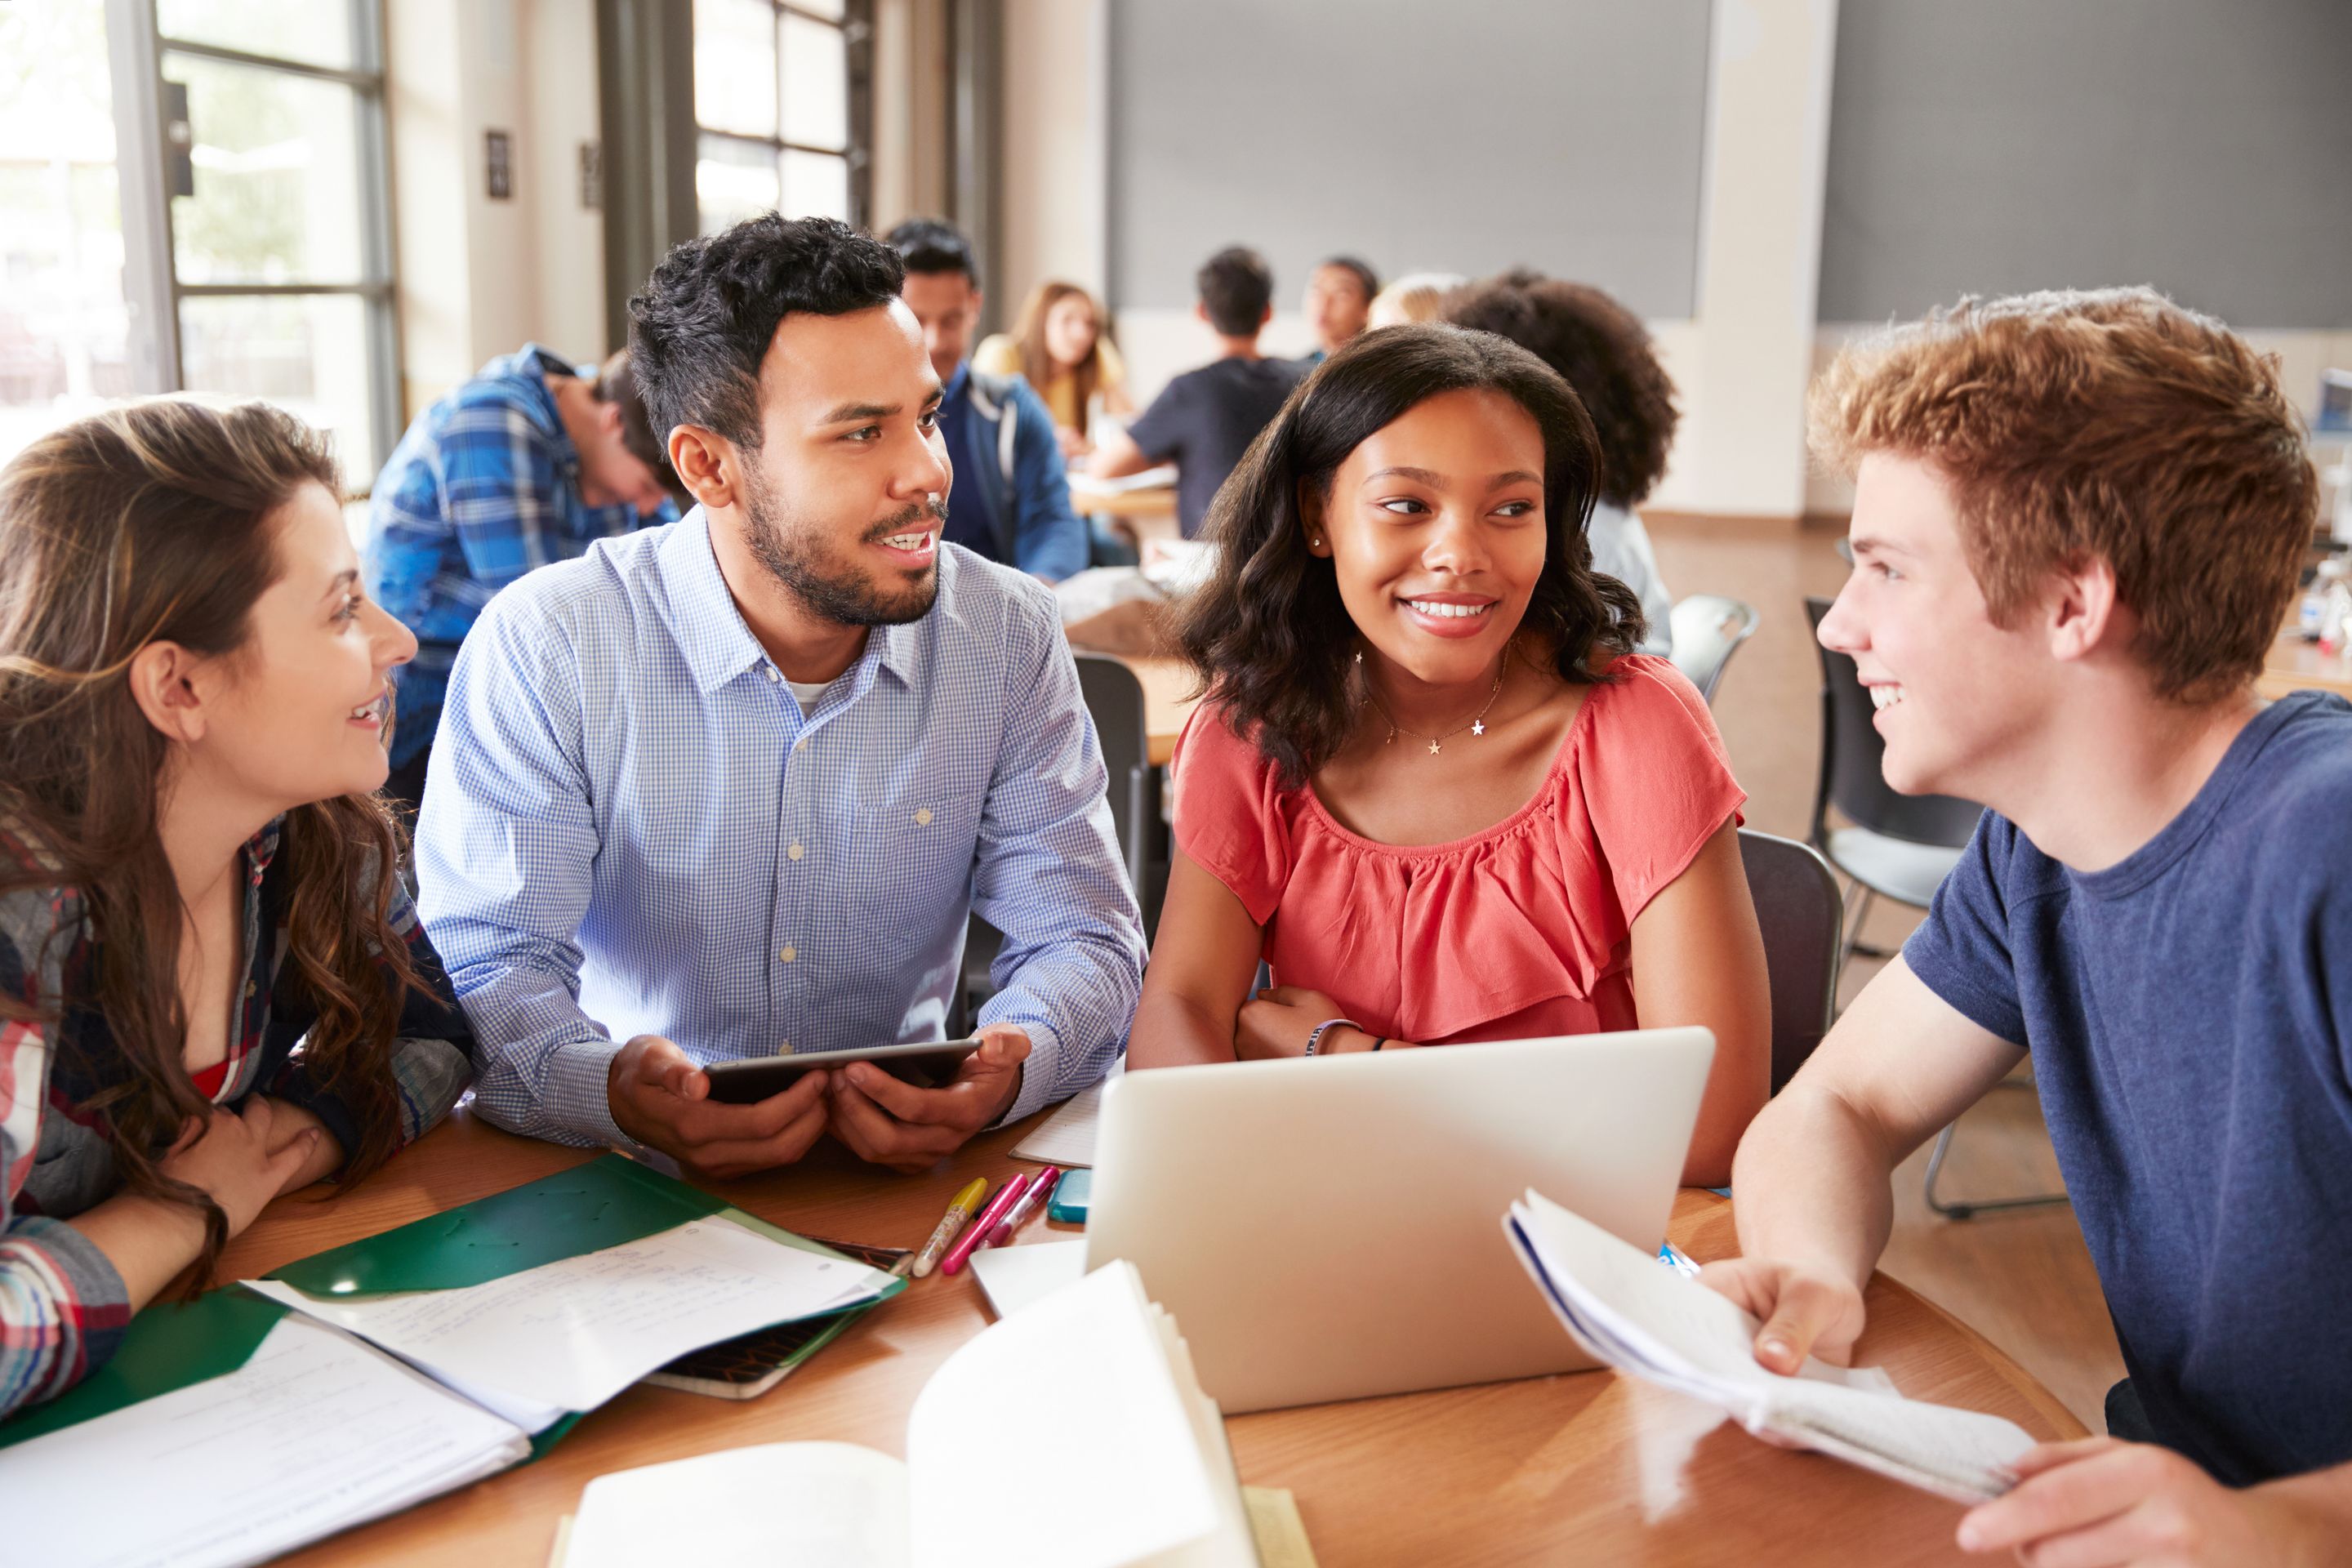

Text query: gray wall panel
(1820, 0), (2352, 327)
(1107, 0), (1712, 319)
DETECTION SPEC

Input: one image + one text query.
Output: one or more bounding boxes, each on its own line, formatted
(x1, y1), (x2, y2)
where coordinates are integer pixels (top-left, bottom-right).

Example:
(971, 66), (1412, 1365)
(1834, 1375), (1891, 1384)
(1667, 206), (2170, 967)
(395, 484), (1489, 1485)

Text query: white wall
(387, 0), (609, 420)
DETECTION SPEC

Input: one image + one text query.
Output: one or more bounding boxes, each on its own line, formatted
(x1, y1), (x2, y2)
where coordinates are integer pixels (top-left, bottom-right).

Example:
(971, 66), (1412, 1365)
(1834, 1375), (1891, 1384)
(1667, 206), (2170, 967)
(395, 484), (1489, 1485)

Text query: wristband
(1304, 1018), (1361, 1058)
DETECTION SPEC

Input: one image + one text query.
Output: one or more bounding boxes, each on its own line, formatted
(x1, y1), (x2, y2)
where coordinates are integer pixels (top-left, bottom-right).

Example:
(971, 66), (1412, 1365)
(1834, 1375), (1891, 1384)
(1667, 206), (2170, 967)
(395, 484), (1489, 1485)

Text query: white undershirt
(786, 678), (832, 715)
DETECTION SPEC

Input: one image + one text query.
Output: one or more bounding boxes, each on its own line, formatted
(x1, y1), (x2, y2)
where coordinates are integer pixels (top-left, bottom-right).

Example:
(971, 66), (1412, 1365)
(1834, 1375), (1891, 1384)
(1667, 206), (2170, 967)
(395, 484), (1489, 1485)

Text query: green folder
(0, 1154), (902, 1452)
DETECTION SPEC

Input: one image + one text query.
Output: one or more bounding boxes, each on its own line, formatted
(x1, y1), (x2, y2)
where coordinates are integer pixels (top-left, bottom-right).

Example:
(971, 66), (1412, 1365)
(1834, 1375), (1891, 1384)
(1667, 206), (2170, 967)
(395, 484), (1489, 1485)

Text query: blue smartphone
(1047, 1168), (1093, 1224)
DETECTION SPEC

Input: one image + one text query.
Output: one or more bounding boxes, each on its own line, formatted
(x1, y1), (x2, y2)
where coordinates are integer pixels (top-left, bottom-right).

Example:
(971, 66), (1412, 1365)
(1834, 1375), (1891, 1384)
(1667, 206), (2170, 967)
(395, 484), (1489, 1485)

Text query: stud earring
(1310, 535), (1324, 550)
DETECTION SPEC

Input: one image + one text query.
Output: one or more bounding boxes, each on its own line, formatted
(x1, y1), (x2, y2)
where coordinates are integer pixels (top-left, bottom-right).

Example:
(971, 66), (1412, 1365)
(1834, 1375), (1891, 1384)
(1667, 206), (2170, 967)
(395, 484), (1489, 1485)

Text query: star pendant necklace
(1357, 648), (1511, 755)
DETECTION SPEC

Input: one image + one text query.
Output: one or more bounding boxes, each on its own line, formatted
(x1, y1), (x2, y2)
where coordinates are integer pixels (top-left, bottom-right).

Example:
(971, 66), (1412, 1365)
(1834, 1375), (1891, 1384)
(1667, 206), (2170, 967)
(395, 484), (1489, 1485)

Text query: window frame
(105, 0), (402, 472)
(692, 0), (874, 235)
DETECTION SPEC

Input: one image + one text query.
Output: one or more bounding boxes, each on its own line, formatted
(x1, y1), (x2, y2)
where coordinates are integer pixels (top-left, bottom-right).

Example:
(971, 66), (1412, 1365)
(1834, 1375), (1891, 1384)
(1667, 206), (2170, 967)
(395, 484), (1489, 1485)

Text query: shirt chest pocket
(855, 791), (987, 911)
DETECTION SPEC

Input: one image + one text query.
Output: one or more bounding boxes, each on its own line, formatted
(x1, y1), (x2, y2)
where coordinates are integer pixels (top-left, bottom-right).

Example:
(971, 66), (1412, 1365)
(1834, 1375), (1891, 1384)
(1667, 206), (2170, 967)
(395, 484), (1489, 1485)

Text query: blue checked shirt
(363, 344), (675, 768)
(413, 514), (1146, 1147)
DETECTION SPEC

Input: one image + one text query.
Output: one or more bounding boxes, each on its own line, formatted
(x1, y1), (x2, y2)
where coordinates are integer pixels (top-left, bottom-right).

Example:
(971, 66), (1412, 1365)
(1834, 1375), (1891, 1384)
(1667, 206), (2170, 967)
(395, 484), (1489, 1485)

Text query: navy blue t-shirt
(1904, 691), (2352, 1485)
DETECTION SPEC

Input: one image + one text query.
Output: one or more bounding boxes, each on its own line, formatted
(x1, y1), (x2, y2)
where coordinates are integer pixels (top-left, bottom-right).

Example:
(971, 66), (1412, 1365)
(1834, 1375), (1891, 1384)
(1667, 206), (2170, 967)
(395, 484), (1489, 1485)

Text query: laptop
(1083, 1027), (1716, 1414)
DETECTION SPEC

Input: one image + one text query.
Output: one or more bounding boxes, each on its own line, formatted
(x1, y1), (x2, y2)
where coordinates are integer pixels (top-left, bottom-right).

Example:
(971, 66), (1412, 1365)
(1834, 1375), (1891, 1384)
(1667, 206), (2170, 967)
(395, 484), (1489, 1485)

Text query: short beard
(740, 463), (945, 629)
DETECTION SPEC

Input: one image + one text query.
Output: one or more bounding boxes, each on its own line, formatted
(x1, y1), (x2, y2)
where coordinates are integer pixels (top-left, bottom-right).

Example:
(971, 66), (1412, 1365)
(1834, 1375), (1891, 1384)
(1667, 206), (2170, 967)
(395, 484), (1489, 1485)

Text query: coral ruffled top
(1172, 655), (1746, 1045)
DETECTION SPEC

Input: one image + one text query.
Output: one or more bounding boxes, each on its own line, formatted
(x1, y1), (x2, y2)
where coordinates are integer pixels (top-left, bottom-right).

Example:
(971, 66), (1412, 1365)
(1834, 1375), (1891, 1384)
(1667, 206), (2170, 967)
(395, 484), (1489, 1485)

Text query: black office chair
(1802, 596), (2061, 1218)
(960, 655), (1161, 1031)
(1738, 828), (1842, 1095)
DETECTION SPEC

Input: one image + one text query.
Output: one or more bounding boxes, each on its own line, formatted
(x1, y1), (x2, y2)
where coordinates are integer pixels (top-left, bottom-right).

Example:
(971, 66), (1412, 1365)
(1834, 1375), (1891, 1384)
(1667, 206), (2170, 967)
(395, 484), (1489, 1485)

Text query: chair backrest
(1802, 597), (1984, 849)
(1074, 653), (1155, 895)
(1738, 827), (1842, 1093)
(1667, 595), (1761, 704)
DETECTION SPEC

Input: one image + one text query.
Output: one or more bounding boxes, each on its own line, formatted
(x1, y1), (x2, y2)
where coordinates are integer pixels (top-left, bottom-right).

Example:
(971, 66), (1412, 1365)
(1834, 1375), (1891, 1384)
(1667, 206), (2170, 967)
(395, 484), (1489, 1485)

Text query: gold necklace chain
(1359, 649), (1511, 755)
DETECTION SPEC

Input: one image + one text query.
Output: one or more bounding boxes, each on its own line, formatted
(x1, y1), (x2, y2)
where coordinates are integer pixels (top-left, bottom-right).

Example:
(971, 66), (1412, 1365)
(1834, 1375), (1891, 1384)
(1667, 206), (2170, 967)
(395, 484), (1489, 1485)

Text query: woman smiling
(0, 400), (473, 1416)
(1128, 325), (1767, 1186)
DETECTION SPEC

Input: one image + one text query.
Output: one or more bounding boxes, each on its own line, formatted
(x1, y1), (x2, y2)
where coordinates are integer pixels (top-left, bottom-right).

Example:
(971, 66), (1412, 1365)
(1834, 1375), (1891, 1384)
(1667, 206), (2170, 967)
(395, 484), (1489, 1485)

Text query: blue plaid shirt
(363, 344), (675, 768)
(413, 514), (1145, 1147)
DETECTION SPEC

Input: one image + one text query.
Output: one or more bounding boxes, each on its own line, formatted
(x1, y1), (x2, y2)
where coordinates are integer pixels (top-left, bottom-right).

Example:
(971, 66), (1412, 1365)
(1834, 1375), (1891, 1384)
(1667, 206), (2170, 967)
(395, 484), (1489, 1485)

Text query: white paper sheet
(565, 1442), (911, 1568)
(1010, 1070), (1116, 1168)
(245, 1215), (890, 1414)
(969, 1239), (1088, 1319)
(1507, 1191), (2034, 1503)
(3, 1316), (528, 1568)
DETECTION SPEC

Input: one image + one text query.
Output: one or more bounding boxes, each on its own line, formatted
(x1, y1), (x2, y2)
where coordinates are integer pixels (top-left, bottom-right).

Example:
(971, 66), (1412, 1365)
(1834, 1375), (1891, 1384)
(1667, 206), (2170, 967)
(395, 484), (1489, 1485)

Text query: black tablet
(701, 1037), (982, 1104)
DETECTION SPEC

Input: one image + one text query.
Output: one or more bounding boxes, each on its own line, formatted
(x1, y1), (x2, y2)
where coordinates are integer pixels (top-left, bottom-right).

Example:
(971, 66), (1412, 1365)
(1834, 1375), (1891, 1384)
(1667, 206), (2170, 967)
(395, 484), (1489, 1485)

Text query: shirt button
(787, 842), (804, 861)
(793, 737), (807, 753)
(764, 666), (780, 683)
(777, 1040), (791, 1054)
(914, 808), (933, 826)
(779, 946), (796, 964)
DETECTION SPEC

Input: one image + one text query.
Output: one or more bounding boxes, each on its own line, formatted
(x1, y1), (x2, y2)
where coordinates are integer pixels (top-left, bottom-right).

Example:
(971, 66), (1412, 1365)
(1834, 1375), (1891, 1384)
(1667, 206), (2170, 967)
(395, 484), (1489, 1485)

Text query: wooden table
(1071, 483), (1178, 523)
(2259, 625), (2352, 701)
(229, 1109), (2081, 1567)
(1120, 653), (1199, 766)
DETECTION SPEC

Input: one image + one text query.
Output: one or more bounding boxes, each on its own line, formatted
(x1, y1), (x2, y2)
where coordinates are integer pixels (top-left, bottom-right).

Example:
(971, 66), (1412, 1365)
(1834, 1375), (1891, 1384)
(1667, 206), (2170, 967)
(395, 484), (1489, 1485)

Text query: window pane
(179, 292), (380, 479)
(697, 134), (780, 236)
(780, 14), (847, 152)
(789, 0), (846, 20)
(167, 53), (368, 286)
(694, 0), (778, 140)
(781, 148), (849, 223)
(157, 0), (359, 72)
(0, 0), (134, 466)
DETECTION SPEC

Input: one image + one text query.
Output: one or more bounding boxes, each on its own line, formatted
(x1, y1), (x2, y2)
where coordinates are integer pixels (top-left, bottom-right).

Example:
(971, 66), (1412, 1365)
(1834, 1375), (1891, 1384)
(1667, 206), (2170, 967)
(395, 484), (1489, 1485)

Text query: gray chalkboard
(1107, 0), (1713, 319)
(1820, 0), (2352, 327)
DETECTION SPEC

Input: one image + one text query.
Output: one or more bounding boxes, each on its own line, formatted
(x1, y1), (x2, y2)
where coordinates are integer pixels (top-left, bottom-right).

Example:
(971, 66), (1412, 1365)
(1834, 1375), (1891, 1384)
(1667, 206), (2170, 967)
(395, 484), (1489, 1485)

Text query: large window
(693, 0), (871, 236)
(0, 2), (399, 475)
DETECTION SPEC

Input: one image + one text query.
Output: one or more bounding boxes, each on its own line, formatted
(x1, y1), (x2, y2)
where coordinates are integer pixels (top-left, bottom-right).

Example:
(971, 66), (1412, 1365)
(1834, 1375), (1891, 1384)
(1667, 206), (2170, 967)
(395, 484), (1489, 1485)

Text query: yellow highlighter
(905, 1178), (991, 1278)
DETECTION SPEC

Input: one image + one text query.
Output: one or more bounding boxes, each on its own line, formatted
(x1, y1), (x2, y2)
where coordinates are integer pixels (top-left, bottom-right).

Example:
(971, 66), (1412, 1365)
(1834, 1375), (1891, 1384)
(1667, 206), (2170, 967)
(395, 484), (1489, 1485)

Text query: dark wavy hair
(0, 399), (422, 1296)
(1443, 270), (1679, 510)
(628, 214), (906, 452)
(1175, 323), (1642, 789)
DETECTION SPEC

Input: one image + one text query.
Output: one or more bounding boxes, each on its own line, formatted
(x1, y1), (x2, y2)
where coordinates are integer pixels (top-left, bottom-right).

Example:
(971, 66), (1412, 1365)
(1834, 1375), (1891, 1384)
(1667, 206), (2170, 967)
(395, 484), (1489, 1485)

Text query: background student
(1126, 326), (1769, 1187)
(1368, 272), (1468, 329)
(1300, 255), (1379, 363)
(973, 279), (1134, 459)
(363, 345), (679, 815)
(0, 401), (474, 1416)
(1704, 290), (2352, 1564)
(1089, 246), (1306, 540)
(1446, 270), (1677, 655)
(885, 219), (1090, 581)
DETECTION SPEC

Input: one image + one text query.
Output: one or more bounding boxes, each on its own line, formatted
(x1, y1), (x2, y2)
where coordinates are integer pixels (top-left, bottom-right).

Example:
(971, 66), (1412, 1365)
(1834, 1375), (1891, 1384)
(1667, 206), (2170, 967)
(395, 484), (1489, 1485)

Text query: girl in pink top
(1130, 324), (1770, 1185)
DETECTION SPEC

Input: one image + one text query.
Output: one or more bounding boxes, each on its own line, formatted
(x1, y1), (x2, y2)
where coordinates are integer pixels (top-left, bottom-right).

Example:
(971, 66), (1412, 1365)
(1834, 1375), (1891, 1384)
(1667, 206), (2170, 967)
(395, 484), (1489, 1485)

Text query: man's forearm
(1729, 1083), (1902, 1292)
(2252, 1460), (2352, 1563)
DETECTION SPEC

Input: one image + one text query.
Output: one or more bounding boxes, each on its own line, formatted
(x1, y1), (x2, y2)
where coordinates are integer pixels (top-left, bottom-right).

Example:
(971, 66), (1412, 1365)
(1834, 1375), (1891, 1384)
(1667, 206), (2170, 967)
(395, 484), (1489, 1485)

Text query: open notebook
(1011, 1067), (1114, 1167)
(1505, 1191), (2036, 1504)
(560, 1261), (1263, 1568)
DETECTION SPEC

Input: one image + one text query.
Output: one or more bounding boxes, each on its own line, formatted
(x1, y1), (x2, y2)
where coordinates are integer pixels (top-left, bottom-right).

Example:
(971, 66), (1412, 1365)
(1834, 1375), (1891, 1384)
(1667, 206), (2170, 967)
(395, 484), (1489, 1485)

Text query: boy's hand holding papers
(1505, 1191), (2034, 1503)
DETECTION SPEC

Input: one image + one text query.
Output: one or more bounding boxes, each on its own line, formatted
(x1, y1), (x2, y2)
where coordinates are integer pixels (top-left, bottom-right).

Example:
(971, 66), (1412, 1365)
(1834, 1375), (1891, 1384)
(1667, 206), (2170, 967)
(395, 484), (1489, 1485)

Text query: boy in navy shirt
(1707, 288), (2352, 1564)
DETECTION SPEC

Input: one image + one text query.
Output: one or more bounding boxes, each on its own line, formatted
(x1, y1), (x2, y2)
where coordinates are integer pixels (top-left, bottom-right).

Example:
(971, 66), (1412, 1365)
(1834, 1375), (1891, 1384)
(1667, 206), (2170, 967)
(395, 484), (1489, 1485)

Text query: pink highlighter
(939, 1173), (1029, 1276)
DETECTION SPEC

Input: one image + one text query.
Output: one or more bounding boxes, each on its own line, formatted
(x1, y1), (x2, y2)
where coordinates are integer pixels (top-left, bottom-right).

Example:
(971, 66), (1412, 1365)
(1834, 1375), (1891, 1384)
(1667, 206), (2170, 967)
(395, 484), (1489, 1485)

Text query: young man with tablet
(1707, 289), (2352, 1563)
(416, 216), (1144, 1179)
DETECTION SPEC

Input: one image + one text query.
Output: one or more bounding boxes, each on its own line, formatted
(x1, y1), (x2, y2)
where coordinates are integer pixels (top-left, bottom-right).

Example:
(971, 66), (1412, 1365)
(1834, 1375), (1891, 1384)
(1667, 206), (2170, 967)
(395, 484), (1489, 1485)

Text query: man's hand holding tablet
(828, 1024), (1032, 1174)
(605, 1034), (832, 1181)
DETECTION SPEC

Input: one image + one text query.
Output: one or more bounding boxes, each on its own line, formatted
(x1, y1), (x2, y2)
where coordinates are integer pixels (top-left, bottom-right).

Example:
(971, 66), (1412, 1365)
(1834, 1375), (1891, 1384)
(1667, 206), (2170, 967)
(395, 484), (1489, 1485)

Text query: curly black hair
(626, 214), (905, 451)
(1442, 270), (1679, 510)
(1174, 323), (1644, 790)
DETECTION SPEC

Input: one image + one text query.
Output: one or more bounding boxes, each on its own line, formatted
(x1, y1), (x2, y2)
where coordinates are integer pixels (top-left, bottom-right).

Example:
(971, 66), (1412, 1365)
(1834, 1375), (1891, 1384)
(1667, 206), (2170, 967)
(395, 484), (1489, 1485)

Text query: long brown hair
(0, 399), (421, 1291)
(1011, 280), (1108, 423)
(1175, 324), (1642, 790)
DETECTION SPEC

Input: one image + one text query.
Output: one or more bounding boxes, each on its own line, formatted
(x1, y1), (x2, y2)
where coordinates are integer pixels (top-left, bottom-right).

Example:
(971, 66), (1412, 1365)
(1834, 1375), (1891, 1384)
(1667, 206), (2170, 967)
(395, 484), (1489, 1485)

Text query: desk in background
(2260, 626), (2352, 702)
(231, 1109), (2081, 1567)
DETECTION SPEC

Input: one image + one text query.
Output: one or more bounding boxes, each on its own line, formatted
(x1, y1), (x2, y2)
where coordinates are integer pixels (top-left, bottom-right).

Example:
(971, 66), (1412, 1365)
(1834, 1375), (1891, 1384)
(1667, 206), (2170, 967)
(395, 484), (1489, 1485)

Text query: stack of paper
(1012, 1071), (1112, 1167)
(245, 1213), (892, 1421)
(1504, 1190), (2034, 1503)
(8, 1316), (530, 1568)
(563, 1261), (1263, 1568)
